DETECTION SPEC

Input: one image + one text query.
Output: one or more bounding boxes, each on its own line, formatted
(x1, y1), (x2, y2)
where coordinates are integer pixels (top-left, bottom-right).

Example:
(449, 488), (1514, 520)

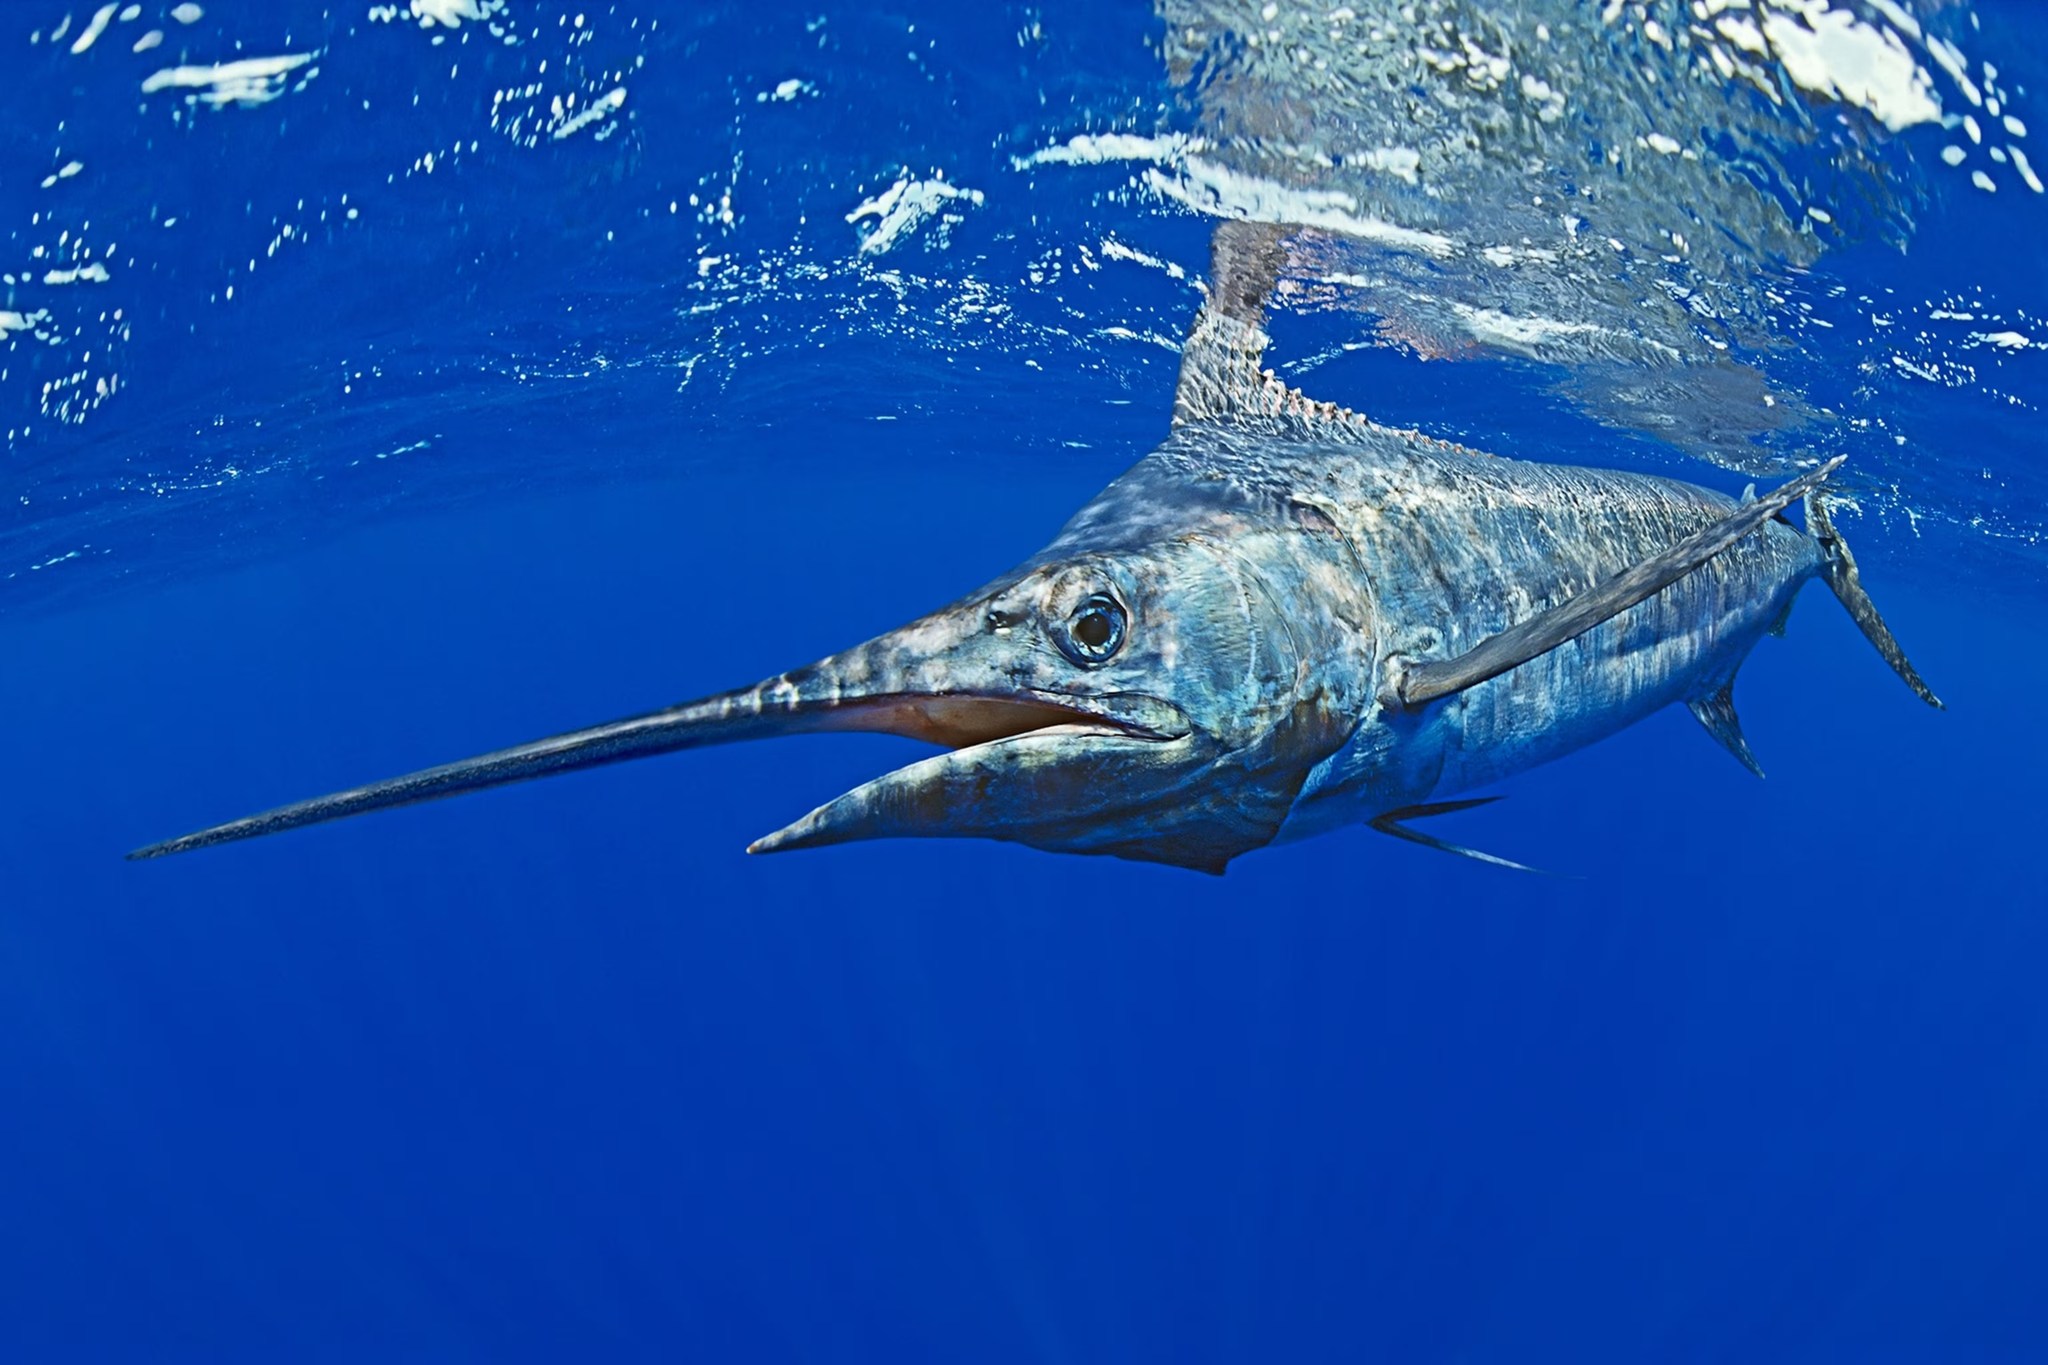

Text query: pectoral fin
(1367, 797), (1550, 874)
(1391, 458), (1845, 708)
(1687, 683), (1765, 778)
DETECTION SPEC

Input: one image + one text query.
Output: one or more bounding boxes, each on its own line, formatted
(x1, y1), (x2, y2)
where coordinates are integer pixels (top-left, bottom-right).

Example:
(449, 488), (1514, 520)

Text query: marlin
(132, 222), (1941, 873)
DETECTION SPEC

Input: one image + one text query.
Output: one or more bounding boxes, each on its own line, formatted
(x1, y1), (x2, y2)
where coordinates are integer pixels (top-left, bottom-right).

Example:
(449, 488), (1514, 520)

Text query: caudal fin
(1804, 492), (1945, 710)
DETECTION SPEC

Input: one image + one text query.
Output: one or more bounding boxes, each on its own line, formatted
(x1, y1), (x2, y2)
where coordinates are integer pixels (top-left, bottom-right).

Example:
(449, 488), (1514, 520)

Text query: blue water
(5, 1), (2047, 1359)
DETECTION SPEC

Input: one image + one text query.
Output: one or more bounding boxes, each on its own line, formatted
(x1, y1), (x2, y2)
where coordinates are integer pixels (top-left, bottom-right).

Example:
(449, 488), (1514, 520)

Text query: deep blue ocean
(4, 0), (2046, 1359)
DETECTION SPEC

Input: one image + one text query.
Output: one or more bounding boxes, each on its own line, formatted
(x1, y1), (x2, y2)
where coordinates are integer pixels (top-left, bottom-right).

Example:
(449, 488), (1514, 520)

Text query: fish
(130, 221), (1941, 874)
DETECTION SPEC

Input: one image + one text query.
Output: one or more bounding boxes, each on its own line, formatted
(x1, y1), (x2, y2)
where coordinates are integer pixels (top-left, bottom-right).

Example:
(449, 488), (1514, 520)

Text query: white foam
(403, 0), (504, 27)
(1759, 1), (1940, 131)
(548, 85), (626, 140)
(1354, 146), (1423, 183)
(1518, 74), (1565, 123)
(1152, 160), (1458, 257)
(170, 2), (202, 22)
(1019, 132), (1455, 257)
(756, 78), (814, 103)
(1013, 133), (1203, 168)
(0, 309), (50, 334)
(1979, 331), (2032, 349)
(43, 262), (111, 284)
(2011, 146), (2044, 194)
(845, 173), (984, 255)
(1865, 0), (1921, 40)
(1923, 35), (1980, 107)
(141, 52), (316, 107)
(132, 28), (160, 51)
(1098, 237), (1186, 280)
(70, 3), (117, 53)
(1453, 303), (1606, 354)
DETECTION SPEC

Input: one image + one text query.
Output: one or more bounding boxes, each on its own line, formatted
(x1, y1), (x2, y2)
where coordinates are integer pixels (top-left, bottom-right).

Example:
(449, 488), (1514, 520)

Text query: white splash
(845, 173), (984, 256)
(755, 78), (815, 104)
(69, 2), (117, 53)
(375, 0), (505, 27)
(2011, 146), (2044, 195)
(1098, 237), (1186, 280)
(1756, 1), (1941, 131)
(1354, 146), (1423, 184)
(1017, 132), (1457, 258)
(42, 262), (111, 285)
(141, 52), (316, 107)
(547, 85), (626, 140)
(1157, 160), (1458, 256)
(1014, 132), (1204, 168)
(1447, 303), (1683, 361)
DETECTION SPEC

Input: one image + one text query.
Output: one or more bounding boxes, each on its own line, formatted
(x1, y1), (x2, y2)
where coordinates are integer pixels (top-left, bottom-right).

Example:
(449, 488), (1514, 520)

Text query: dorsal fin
(1687, 683), (1765, 778)
(1172, 220), (1375, 432)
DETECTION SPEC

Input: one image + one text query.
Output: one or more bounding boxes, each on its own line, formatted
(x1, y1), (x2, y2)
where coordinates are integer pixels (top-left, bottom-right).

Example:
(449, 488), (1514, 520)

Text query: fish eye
(1059, 593), (1127, 664)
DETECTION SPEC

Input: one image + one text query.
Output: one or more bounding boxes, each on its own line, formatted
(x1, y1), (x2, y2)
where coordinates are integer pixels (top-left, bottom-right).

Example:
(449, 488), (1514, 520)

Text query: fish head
(748, 530), (1349, 871)
(130, 522), (1356, 873)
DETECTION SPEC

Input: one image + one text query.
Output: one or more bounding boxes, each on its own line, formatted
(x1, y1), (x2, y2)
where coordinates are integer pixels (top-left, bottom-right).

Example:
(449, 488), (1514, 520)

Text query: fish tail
(1804, 490), (1944, 709)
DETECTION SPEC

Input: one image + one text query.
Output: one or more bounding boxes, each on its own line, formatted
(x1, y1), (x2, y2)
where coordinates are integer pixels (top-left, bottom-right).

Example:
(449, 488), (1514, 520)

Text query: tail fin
(1804, 492), (1945, 710)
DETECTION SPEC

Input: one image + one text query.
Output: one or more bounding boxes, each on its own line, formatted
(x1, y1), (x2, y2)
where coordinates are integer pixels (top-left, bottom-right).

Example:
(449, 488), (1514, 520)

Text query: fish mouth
(125, 680), (1188, 861)
(811, 688), (1188, 748)
(747, 692), (1193, 855)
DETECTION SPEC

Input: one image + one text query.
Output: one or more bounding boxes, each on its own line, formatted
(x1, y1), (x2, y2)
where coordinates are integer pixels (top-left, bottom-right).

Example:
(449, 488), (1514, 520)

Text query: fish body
(1021, 415), (1821, 857)
(131, 223), (1934, 872)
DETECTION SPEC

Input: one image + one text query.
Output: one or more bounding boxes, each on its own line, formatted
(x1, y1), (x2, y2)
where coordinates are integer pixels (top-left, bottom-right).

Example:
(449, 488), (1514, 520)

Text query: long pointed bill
(129, 631), (1187, 860)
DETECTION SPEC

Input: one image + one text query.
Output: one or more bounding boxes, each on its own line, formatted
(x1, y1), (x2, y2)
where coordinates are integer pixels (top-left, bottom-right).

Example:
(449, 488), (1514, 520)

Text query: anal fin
(1687, 684), (1765, 778)
(1368, 797), (1551, 874)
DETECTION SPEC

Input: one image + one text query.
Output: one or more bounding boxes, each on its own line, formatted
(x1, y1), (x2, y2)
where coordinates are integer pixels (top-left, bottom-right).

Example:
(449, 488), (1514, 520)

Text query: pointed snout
(128, 602), (1185, 860)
